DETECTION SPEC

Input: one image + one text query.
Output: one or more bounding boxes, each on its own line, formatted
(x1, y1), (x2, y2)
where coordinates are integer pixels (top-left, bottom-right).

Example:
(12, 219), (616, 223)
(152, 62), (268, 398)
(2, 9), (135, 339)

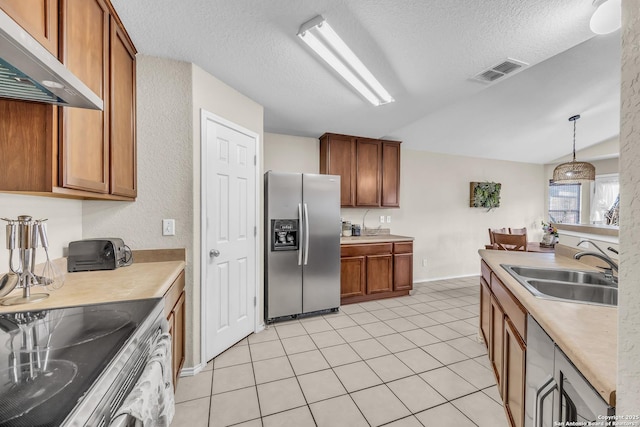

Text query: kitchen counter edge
(341, 234), (414, 244)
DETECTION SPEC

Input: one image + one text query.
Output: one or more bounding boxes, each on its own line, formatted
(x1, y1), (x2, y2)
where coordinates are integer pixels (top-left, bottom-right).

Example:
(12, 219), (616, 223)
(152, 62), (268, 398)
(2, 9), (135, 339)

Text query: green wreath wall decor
(470, 181), (501, 211)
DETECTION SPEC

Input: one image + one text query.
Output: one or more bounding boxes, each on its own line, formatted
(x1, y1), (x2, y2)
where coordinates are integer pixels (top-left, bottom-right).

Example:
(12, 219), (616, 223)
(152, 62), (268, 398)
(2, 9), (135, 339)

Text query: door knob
(210, 249), (220, 258)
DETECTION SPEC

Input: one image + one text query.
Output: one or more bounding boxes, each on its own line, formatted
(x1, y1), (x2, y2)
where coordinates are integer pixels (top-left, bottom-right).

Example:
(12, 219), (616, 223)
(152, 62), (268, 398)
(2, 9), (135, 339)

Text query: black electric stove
(0, 298), (163, 427)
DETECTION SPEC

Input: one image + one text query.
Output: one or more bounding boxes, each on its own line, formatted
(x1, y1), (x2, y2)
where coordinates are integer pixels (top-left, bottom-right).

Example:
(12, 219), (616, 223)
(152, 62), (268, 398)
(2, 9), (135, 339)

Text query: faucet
(361, 209), (380, 236)
(574, 239), (618, 283)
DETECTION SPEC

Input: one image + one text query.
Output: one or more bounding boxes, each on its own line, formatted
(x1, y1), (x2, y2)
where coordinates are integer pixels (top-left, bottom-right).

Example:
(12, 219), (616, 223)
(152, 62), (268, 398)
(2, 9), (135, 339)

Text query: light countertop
(0, 259), (185, 314)
(479, 249), (616, 406)
(341, 234), (414, 244)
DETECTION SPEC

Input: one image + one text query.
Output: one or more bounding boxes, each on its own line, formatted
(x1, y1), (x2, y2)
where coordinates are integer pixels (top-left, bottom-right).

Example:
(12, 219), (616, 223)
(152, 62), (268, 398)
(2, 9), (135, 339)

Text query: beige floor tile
(385, 317), (419, 332)
(365, 354), (414, 382)
(232, 419), (262, 427)
(427, 311), (459, 323)
(448, 359), (496, 389)
(428, 300), (455, 310)
(445, 319), (479, 336)
(351, 384), (411, 426)
(370, 308), (401, 321)
(361, 321), (397, 337)
(447, 336), (487, 358)
(482, 384), (503, 404)
(171, 396), (209, 427)
(377, 333), (417, 352)
(333, 361), (383, 392)
(325, 314), (358, 329)
(336, 325), (373, 342)
(387, 375), (446, 413)
(447, 307), (477, 320)
(232, 337), (249, 347)
(320, 343), (362, 367)
(350, 338), (391, 359)
(394, 348), (443, 374)
(415, 402), (476, 427)
(404, 313), (439, 327)
(298, 368), (347, 403)
(209, 386), (260, 426)
(249, 340), (286, 361)
(175, 370), (212, 403)
(407, 302), (440, 313)
(419, 367), (477, 400)
(390, 305), (420, 317)
(422, 342), (469, 365)
(310, 330), (346, 348)
(288, 349), (330, 375)
(382, 415), (424, 427)
(247, 327), (280, 344)
(377, 298), (405, 308)
(452, 391), (509, 427)
(253, 355), (294, 384)
(202, 361), (214, 371)
(212, 362), (255, 394)
(349, 311), (379, 325)
(400, 329), (439, 346)
(214, 345), (251, 369)
(339, 303), (366, 315)
(423, 324), (463, 341)
(310, 395), (369, 427)
(281, 334), (317, 355)
(275, 322), (307, 339)
(262, 406), (316, 427)
(257, 377), (306, 416)
(473, 354), (492, 370)
(358, 300), (386, 311)
(301, 318), (333, 334)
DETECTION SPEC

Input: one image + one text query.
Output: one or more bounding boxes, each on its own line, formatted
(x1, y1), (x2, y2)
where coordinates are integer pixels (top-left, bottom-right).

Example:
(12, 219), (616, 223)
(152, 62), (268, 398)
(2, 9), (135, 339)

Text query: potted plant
(541, 221), (558, 246)
(470, 182), (501, 211)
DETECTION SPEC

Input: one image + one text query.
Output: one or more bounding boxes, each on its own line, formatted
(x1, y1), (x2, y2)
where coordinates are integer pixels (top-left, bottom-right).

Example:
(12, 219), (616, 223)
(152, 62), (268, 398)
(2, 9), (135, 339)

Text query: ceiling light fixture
(297, 15), (394, 106)
(552, 115), (596, 183)
(590, 0), (621, 35)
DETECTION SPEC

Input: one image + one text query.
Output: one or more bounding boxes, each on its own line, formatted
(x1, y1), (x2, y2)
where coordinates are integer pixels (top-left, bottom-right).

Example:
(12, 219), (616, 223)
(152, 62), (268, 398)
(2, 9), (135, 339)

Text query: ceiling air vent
(472, 58), (529, 84)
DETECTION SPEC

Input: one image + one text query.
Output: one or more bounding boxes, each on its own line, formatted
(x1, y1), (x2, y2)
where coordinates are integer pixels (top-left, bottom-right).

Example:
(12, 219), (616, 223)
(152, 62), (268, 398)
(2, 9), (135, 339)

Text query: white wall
(263, 134), (546, 281)
(618, 0), (640, 415)
(0, 194), (83, 271)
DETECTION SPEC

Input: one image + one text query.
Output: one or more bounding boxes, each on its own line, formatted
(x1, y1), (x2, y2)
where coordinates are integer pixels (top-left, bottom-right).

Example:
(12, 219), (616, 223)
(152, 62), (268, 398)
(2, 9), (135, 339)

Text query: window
(549, 182), (581, 224)
(590, 174), (619, 224)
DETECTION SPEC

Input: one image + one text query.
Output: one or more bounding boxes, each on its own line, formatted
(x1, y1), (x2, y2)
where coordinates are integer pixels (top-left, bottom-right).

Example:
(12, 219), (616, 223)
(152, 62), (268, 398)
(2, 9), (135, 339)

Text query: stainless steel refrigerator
(264, 171), (341, 323)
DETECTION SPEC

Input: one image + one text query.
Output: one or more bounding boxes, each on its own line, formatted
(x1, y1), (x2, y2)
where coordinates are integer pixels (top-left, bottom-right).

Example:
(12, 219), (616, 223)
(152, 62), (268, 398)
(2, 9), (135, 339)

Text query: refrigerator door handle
(303, 203), (310, 265)
(298, 203), (303, 266)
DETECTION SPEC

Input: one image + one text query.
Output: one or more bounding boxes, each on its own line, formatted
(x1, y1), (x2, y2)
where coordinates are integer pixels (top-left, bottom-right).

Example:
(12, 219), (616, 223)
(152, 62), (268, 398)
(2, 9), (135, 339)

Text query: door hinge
(254, 226), (257, 237)
(254, 155), (257, 166)
(254, 296), (257, 307)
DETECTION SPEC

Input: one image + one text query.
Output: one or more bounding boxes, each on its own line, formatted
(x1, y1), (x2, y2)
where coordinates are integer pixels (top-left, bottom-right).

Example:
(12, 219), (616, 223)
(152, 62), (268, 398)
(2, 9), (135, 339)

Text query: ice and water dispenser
(270, 219), (298, 251)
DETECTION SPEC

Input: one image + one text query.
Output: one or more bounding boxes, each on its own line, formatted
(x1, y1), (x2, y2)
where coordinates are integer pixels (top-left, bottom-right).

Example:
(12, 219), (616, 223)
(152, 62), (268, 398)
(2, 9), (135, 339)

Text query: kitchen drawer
(393, 241), (413, 254)
(341, 243), (393, 257)
(491, 272), (527, 341)
(481, 260), (491, 286)
(164, 270), (185, 317)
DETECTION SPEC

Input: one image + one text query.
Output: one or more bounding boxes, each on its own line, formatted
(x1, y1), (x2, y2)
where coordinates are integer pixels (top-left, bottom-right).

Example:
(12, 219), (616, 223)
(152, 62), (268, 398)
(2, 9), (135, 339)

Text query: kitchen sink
(501, 264), (617, 306)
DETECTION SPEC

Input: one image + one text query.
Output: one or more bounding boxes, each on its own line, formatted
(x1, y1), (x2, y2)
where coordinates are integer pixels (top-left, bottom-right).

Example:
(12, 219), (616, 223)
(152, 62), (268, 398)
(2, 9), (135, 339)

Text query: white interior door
(202, 111), (257, 361)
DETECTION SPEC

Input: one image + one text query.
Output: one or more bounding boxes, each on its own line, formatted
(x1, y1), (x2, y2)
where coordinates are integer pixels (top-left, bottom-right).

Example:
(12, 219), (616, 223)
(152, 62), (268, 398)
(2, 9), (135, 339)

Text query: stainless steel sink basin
(501, 264), (617, 306)
(506, 266), (611, 286)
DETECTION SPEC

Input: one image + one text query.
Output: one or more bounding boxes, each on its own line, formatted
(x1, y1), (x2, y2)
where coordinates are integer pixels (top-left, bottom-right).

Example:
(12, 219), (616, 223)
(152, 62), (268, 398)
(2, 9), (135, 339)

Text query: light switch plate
(386, 216), (391, 223)
(163, 219), (175, 236)
(379, 215), (385, 223)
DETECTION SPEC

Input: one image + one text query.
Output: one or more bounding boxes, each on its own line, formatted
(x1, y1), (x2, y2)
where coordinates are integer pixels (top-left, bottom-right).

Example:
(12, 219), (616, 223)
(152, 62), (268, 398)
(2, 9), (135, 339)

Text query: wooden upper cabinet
(109, 16), (137, 198)
(355, 138), (381, 207)
(0, 0), (58, 55)
(381, 141), (400, 207)
(320, 133), (401, 207)
(320, 133), (356, 206)
(59, 0), (110, 193)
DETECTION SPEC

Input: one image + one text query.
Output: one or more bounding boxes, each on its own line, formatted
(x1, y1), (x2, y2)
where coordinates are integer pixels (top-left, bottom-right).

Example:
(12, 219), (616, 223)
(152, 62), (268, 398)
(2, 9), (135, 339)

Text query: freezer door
(265, 172), (303, 319)
(302, 174), (341, 313)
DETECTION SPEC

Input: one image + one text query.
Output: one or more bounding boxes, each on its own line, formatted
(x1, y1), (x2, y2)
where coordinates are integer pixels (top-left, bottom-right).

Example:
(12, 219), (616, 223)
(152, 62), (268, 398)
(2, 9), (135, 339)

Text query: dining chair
(509, 227), (527, 235)
(488, 228), (508, 245)
(492, 232), (527, 251)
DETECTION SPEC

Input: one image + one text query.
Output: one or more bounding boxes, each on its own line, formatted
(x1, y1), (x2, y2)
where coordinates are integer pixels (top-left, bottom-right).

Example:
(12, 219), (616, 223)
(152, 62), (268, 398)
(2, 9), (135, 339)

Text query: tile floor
(171, 276), (509, 427)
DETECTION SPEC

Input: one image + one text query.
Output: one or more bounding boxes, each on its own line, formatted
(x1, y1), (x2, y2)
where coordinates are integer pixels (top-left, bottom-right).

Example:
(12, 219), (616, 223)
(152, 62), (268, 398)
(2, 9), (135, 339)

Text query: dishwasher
(525, 315), (614, 427)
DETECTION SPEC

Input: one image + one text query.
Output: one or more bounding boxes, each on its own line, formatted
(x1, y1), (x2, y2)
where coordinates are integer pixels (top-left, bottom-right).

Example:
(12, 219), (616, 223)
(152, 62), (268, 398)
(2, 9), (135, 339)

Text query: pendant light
(552, 115), (596, 183)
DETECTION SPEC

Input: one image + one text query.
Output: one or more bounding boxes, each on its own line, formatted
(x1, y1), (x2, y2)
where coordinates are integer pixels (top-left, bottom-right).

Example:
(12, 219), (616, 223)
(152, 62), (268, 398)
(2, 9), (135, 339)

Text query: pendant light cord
(569, 114), (580, 162)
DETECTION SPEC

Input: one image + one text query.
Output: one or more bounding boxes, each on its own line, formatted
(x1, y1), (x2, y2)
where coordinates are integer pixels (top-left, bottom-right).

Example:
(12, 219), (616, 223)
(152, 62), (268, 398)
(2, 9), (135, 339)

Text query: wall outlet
(386, 216), (391, 223)
(162, 219), (175, 236)
(379, 215), (385, 223)
(422, 258), (427, 267)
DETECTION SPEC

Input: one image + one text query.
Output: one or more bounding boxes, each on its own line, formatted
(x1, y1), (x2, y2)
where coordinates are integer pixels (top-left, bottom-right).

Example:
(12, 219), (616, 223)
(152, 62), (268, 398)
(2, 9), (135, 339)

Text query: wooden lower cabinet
(164, 270), (186, 387)
(340, 240), (412, 304)
(480, 262), (528, 427)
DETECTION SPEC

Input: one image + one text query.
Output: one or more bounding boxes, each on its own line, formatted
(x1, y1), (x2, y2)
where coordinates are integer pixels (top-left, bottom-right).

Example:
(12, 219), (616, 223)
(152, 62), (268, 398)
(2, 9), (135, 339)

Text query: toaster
(67, 238), (132, 272)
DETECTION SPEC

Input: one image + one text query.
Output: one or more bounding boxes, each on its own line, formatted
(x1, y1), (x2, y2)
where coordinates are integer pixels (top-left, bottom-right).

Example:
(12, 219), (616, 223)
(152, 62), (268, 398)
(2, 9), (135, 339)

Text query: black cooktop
(0, 299), (160, 427)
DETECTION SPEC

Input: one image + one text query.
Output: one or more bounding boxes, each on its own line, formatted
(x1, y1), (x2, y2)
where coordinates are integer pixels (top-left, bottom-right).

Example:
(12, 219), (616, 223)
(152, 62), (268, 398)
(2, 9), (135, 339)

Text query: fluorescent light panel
(298, 15), (394, 106)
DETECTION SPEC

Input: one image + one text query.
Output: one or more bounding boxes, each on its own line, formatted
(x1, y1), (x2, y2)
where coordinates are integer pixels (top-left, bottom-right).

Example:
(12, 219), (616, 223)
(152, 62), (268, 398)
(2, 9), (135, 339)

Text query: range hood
(0, 8), (103, 110)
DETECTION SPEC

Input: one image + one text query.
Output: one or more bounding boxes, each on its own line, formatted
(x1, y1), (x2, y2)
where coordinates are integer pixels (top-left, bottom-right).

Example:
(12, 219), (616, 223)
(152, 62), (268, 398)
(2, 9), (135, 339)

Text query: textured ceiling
(111, 0), (621, 164)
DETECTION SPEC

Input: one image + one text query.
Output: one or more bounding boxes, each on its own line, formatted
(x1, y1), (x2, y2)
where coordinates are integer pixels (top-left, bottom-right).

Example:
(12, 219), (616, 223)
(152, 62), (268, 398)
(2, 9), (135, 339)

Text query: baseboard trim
(179, 362), (207, 377)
